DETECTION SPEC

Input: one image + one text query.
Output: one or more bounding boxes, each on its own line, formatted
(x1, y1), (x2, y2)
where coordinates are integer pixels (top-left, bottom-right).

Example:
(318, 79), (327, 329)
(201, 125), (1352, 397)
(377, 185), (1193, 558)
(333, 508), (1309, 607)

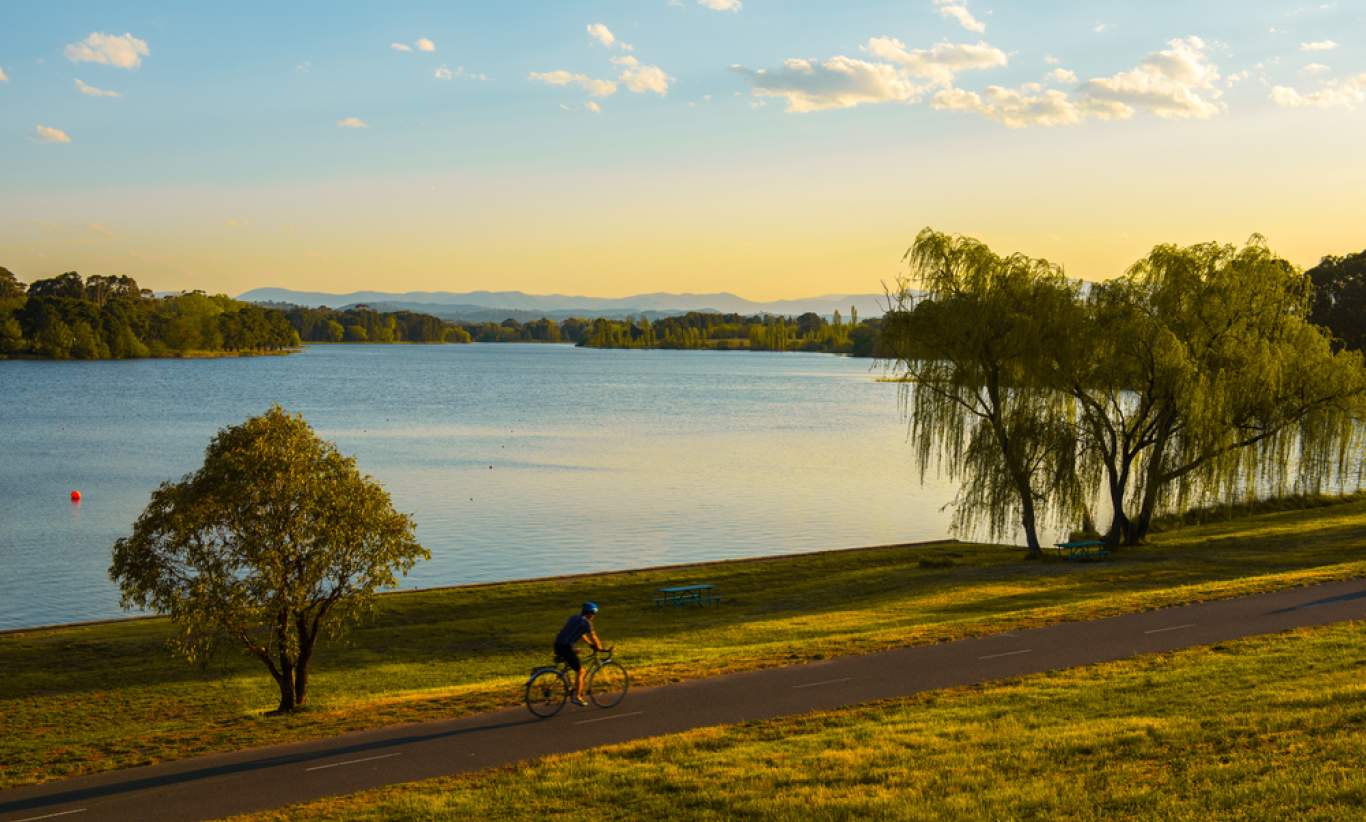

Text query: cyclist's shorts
(554, 643), (581, 671)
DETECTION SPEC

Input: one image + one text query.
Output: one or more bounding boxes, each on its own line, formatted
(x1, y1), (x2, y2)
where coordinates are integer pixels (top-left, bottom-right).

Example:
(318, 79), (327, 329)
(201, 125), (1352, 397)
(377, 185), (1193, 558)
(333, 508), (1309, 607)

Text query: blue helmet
(582, 601), (599, 615)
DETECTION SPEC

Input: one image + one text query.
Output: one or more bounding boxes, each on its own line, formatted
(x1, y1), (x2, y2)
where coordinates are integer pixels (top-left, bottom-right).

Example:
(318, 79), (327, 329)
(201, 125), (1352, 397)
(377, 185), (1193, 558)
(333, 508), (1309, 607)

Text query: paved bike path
(3, 578), (1365, 822)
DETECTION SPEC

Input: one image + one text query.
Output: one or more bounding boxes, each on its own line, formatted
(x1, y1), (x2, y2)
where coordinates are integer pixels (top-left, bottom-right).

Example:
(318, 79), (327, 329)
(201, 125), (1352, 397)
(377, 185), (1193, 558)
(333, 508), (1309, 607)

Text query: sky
(2, 1), (1364, 300)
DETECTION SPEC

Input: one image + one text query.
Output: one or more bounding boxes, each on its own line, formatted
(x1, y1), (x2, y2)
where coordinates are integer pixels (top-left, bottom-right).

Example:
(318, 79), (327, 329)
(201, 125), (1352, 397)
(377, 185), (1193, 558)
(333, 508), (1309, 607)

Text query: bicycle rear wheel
(525, 668), (569, 718)
(587, 660), (629, 708)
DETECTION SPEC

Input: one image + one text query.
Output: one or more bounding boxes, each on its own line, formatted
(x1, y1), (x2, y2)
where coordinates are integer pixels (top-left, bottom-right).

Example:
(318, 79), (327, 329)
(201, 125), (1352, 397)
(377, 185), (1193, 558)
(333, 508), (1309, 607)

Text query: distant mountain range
(237, 288), (890, 322)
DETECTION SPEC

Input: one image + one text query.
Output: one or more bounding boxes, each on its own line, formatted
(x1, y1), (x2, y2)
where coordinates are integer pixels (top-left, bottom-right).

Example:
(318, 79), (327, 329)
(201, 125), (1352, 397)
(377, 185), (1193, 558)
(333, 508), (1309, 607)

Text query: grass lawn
(3, 497), (1366, 789)
(234, 620), (1366, 821)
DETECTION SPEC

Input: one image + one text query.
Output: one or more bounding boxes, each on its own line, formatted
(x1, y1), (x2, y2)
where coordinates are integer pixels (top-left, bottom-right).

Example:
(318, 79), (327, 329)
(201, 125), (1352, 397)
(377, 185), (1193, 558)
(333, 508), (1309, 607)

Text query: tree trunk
(1130, 428), (1171, 546)
(293, 663), (309, 707)
(1102, 456), (1135, 547)
(275, 657), (296, 713)
(1020, 488), (1042, 558)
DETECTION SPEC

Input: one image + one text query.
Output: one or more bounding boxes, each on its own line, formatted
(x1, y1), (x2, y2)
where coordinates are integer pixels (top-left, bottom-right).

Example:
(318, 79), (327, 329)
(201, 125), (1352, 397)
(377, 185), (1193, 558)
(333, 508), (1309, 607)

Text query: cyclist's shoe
(571, 697), (588, 707)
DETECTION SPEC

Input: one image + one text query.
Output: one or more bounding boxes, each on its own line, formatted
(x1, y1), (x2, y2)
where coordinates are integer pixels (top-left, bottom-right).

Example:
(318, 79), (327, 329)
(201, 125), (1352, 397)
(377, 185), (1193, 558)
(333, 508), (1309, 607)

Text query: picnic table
(1050, 539), (1111, 561)
(654, 584), (721, 608)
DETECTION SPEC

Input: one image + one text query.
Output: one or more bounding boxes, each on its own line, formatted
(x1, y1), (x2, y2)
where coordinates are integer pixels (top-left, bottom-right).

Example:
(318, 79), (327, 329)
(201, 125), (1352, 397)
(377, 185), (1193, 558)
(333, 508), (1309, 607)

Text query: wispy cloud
(0, 66), (8, 83)
(733, 57), (920, 112)
(1300, 40), (1338, 52)
(1271, 73), (1366, 109)
(74, 78), (121, 98)
(612, 55), (672, 95)
(529, 70), (618, 97)
(336, 116), (368, 128)
(392, 38), (436, 53)
(934, 0), (985, 34)
(435, 64), (488, 81)
(698, 0), (741, 10)
(64, 32), (149, 69)
(36, 124), (72, 143)
(934, 86), (1081, 127)
(587, 23), (628, 49)
(585, 101), (602, 113)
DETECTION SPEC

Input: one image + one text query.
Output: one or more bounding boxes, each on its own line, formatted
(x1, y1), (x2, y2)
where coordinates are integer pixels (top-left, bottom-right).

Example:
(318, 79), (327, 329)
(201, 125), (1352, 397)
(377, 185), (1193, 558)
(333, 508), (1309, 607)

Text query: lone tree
(883, 228), (1089, 557)
(111, 406), (428, 712)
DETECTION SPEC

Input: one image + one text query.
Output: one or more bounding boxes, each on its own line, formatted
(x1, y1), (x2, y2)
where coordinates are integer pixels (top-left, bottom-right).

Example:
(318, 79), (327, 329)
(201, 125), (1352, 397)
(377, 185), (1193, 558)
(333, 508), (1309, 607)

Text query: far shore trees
(883, 229), (1366, 553)
(110, 407), (428, 713)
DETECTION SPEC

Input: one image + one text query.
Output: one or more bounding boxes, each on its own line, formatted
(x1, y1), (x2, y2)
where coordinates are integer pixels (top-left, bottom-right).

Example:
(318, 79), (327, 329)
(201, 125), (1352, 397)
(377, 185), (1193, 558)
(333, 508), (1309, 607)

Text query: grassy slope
(3, 498), (1366, 789)
(236, 620), (1366, 822)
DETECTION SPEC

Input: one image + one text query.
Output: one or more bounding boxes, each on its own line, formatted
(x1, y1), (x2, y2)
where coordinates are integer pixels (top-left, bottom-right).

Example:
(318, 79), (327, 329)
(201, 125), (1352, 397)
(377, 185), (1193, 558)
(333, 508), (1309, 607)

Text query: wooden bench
(1050, 539), (1111, 561)
(654, 584), (721, 608)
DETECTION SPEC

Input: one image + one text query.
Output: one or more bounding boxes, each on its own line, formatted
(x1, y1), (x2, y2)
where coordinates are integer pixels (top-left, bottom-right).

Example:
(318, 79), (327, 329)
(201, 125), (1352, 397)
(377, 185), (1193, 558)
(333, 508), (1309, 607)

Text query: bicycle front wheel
(525, 668), (569, 718)
(587, 660), (629, 708)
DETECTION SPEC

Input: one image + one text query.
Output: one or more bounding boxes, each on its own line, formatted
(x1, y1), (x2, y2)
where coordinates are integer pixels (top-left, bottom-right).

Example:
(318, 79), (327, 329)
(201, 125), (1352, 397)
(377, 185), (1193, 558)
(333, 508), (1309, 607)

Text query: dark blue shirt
(555, 614), (592, 647)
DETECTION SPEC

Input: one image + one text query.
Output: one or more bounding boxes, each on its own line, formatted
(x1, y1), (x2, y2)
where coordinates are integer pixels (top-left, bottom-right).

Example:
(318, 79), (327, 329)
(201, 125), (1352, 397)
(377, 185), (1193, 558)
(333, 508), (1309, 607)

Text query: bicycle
(524, 647), (630, 718)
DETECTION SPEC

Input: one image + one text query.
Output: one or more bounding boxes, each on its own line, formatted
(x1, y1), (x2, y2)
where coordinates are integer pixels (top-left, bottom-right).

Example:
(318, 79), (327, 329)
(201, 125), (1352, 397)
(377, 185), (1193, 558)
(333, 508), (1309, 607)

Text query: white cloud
(735, 37), (1006, 113)
(586, 101), (602, 113)
(64, 32), (149, 69)
(1271, 73), (1366, 109)
(1043, 54), (1060, 66)
(1094, 23), (1113, 33)
(587, 23), (616, 48)
(415, 38), (436, 52)
(733, 56), (920, 112)
(933, 85), (1082, 127)
(391, 42), (413, 52)
(529, 70), (618, 97)
(1300, 63), (1332, 76)
(36, 124), (71, 143)
(863, 38), (1008, 86)
(0, 66), (8, 83)
(698, 0), (741, 10)
(1080, 36), (1224, 119)
(934, 1), (986, 34)
(1300, 40), (1338, 52)
(74, 78), (121, 98)
(935, 35), (1228, 128)
(612, 56), (672, 94)
(336, 116), (368, 128)
(435, 65), (488, 81)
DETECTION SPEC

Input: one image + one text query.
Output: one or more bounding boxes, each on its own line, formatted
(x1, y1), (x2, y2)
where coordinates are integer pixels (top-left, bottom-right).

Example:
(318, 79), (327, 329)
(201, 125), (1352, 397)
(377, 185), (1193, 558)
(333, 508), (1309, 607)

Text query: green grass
(234, 620), (1366, 821)
(4, 498), (1366, 789)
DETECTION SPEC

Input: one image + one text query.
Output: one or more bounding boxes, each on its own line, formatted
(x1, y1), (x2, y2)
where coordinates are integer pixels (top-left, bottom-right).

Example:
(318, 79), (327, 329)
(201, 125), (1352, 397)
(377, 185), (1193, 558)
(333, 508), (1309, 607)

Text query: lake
(0, 344), (969, 630)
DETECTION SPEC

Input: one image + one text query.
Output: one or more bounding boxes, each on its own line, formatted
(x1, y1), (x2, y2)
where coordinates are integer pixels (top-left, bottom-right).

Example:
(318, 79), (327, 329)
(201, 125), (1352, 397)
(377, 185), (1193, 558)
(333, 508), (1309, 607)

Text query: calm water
(0, 344), (969, 630)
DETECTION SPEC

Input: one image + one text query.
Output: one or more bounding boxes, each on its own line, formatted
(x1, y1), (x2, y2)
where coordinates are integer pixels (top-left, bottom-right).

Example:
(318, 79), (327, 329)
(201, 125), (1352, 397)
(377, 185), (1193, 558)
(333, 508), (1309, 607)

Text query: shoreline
(0, 536), (963, 637)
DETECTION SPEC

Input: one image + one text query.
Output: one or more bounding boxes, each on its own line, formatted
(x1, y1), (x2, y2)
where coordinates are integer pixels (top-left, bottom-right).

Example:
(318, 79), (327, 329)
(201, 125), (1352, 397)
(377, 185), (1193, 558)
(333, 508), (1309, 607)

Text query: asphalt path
(3, 578), (1365, 822)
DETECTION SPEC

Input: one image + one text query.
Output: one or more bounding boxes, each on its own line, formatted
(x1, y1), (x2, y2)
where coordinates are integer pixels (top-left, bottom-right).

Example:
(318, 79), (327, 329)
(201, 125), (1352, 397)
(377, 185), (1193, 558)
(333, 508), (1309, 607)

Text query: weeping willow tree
(883, 228), (1090, 557)
(1116, 237), (1366, 542)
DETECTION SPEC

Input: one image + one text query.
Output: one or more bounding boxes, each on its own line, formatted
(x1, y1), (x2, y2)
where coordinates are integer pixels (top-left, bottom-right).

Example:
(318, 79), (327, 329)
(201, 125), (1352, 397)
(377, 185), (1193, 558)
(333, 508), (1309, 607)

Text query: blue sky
(2, 1), (1363, 297)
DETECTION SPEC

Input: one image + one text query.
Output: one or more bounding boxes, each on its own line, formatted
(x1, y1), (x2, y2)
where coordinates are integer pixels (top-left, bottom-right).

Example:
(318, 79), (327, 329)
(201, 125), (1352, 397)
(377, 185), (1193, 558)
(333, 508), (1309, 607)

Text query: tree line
(0, 269), (298, 359)
(882, 229), (1366, 556)
(574, 310), (884, 356)
(284, 305), (473, 344)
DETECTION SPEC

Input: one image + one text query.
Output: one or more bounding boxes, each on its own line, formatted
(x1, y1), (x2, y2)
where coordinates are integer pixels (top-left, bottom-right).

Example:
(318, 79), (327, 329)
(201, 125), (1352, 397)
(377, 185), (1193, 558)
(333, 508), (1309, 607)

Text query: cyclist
(554, 601), (605, 706)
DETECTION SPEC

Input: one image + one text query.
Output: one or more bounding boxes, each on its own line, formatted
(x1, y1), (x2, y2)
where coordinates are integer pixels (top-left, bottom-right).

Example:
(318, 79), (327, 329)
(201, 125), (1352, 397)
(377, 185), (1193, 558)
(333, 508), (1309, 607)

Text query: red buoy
(70, 490), (82, 502)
